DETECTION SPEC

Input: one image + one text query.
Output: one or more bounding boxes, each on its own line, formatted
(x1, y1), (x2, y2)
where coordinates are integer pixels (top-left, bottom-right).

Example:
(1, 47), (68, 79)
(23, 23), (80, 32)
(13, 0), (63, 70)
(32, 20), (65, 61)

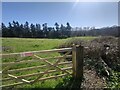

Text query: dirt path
(81, 69), (107, 88)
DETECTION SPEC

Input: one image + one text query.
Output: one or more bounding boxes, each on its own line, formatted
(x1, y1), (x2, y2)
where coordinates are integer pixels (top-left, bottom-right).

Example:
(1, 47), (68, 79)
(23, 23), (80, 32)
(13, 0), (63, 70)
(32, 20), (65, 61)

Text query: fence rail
(3, 61), (72, 74)
(1, 48), (72, 58)
(2, 55), (72, 66)
(1, 45), (84, 88)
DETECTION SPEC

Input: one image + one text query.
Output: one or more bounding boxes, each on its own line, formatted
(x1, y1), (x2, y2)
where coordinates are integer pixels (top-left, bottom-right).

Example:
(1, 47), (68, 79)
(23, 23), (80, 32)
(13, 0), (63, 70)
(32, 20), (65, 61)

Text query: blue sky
(2, 2), (118, 28)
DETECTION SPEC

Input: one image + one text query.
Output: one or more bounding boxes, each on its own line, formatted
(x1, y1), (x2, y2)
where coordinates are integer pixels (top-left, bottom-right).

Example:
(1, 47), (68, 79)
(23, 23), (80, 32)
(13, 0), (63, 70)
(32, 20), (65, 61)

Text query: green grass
(108, 71), (120, 88)
(2, 37), (96, 53)
(2, 38), (67, 53)
(2, 37), (96, 88)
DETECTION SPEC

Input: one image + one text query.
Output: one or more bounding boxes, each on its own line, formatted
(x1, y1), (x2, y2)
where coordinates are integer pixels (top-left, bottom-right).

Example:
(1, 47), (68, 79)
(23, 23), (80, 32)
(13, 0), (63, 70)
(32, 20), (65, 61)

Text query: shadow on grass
(55, 76), (82, 90)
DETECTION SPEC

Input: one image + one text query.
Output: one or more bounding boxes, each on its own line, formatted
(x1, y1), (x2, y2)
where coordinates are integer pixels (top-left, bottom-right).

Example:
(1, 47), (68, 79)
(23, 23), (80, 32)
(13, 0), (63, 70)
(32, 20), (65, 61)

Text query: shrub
(58, 36), (119, 72)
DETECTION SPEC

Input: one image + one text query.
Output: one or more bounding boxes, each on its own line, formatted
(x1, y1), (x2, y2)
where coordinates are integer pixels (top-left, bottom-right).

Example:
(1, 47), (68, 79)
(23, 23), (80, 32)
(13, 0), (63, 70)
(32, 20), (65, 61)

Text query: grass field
(2, 37), (96, 88)
(2, 37), (96, 53)
(2, 38), (66, 53)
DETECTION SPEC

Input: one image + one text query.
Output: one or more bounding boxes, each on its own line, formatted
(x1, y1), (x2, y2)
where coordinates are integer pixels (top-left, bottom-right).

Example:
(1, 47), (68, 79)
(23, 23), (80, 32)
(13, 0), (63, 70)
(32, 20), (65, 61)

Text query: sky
(1, 0), (120, 2)
(2, 2), (118, 28)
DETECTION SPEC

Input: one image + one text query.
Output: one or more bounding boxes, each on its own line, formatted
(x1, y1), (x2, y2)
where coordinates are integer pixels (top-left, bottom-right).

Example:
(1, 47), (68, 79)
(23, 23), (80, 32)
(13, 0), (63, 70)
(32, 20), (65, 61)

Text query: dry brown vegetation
(59, 36), (119, 71)
(58, 36), (120, 88)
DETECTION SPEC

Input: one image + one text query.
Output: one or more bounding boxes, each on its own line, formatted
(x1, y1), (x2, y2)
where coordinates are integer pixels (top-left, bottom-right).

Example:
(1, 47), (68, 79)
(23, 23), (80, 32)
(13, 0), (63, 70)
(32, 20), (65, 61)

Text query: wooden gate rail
(2, 67), (72, 82)
(1, 45), (84, 88)
(1, 47), (74, 88)
(1, 73), (72, 88)
(3, 61), (72, 74)
(31, 50), (72, 84)
(2, 55), (72, 66)
(1, 48), (72, 58)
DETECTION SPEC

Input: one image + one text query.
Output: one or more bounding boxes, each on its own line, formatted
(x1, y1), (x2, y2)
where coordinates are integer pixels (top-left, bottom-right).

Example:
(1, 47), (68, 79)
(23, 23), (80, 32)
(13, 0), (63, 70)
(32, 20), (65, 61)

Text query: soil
(81, 69), (107, 89)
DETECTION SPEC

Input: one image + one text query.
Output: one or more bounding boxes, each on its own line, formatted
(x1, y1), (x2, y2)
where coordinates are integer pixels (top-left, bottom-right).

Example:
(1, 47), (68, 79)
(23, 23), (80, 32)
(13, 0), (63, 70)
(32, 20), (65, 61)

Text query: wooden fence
(0, 45), (84, 88)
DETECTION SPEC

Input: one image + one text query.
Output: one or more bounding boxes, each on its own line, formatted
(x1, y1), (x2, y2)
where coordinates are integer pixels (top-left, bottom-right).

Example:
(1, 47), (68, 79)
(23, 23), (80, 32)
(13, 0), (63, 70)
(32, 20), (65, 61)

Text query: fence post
(72, 45), (84, 80)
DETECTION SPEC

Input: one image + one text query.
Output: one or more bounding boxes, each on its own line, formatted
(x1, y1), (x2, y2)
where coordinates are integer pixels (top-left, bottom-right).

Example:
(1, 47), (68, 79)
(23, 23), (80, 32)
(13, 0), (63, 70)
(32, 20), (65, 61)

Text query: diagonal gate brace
(31, 51), (71, 84)
(8, 74), (31, 84)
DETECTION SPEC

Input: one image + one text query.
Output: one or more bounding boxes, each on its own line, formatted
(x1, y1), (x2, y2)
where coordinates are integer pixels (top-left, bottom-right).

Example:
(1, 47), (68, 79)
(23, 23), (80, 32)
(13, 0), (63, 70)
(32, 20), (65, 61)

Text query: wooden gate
(0, 45), (83, 88)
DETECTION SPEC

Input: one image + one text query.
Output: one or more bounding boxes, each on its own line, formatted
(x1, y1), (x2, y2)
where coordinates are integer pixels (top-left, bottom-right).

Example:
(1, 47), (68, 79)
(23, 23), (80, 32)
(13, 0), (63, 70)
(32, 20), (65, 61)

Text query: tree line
(2, 21), (119, 38)
(71, 26), (119, 37)
(2, 21), (72, 38)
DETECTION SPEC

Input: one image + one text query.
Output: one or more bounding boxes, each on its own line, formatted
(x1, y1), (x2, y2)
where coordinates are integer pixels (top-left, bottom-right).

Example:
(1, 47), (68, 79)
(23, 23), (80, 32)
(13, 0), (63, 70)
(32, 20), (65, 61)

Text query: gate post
(72, 45), (84, 80)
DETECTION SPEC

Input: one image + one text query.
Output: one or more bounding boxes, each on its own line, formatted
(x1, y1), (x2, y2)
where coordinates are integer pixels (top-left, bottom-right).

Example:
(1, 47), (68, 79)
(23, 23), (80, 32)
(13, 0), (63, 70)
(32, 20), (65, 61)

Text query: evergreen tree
(60, 24), (66, 38)
(66, 22), (72, 37)
(30, 23), (36, 38)
(19, 24), (24, 37)
(8, 22), (14, 37)
(42, 23), (48, 38)
(2, 23), (8, 37)
(24, 21), (31, 37)
(54, 22), (60, 38)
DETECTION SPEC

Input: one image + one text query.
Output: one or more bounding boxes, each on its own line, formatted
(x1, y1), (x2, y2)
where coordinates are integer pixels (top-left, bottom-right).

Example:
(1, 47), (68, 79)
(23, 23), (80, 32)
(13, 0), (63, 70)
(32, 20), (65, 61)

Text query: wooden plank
(2, 55), (72, 66)
(2, 57), (25, 73)
(1, 82), (23, 88)
(1, 47), (73, 88)
(72, 45), (84, 80)
(30, 50), (72, 84)
(8, 74), (31, 83)
(38, 73), (72, 81)
(2, 67), (72, 82)
(1, 73), (72, 88)
(31, 55), (63, 83)
(1, 48), (72, 58)
(7, 65), (46, 73)
(43, 59), (71, 75)
(3, 55), (71, 74)
(58, 61), (72, 65)
(5, 61), (72, 73)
